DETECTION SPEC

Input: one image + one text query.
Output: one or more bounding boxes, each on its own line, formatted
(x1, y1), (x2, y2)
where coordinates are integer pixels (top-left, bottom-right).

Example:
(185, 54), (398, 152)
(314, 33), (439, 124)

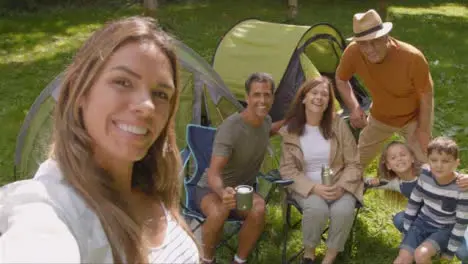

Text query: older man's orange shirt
(336, 37), (433, 128)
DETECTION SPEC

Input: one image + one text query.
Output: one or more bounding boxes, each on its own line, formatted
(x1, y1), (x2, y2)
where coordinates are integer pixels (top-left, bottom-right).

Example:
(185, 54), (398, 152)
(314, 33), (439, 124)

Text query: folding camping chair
(280, 187), (367, 263)
(280, 117), (368, 263)
(180, 124), (292, 258)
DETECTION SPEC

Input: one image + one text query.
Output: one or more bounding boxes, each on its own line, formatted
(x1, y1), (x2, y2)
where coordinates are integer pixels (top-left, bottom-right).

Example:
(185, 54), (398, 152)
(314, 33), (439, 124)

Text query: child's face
(428, 151), (459, 179)
(386, 144), (414, 174)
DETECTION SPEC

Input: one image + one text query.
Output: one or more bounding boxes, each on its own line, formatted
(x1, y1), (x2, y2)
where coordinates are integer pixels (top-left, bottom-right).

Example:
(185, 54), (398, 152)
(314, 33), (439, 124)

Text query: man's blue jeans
(393, 211), (468, 263)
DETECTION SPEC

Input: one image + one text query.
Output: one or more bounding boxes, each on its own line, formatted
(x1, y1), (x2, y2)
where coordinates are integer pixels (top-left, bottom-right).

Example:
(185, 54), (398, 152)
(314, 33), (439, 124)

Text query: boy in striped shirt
(393, 137), (468, 264)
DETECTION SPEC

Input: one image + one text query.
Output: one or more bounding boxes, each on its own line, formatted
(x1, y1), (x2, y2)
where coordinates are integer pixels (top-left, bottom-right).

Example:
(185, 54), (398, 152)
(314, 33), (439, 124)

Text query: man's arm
(412, 52), (434, 152)
(336, 78), (367, 128)
(270, 119), (285, 137)
(207, 155), (230, 198)
(415, 91), (433, 151)
(335, 78), (360, 112)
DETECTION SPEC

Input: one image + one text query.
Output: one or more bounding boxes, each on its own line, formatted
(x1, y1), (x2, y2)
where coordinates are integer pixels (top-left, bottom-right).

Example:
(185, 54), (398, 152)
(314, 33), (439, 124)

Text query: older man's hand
(412, 127), (430, 154)
(350, 107), (367, 129)
(456, 174), (468, 191)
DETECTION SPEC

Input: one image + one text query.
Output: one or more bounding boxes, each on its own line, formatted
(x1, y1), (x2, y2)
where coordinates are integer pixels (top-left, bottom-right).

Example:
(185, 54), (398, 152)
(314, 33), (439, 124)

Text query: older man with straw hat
(335, 9), (434, 168)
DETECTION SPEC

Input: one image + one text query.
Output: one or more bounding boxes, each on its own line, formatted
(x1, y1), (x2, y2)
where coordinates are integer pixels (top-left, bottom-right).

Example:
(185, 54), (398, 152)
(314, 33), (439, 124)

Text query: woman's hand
(331, 186), (345, 200)
(313, 184), (340, 200)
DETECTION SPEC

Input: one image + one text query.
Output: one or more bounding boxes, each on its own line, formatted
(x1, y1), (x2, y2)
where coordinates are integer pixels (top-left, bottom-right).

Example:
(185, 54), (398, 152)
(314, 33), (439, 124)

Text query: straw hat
(347, 9), (393, 41)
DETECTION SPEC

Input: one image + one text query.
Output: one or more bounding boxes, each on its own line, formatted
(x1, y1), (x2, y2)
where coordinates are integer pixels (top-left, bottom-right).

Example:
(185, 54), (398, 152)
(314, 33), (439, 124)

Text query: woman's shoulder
(1, 159), (95, 227)
(331, 115), (353, 136)
(1, 160), (66, 206)
(332, 114), (348, 127)
(1, 159), (111, 261)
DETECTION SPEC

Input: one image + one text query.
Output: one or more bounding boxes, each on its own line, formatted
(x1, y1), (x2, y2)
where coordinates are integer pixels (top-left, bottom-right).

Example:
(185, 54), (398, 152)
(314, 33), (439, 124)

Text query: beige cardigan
(279, 116), (364, 203)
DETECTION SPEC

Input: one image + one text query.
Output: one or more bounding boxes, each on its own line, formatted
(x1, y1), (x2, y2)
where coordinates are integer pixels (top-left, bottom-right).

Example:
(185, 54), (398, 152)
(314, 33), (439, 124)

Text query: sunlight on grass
(390, 3), (468, 19)
(0, 25), (101, 64)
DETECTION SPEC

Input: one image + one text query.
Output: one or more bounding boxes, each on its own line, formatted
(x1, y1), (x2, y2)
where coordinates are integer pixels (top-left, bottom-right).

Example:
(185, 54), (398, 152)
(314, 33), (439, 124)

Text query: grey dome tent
(14, 39), (243, 180)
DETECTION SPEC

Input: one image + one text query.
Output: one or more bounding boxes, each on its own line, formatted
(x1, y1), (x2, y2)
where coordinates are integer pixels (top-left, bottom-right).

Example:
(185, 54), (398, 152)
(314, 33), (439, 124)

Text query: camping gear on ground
(13, 40), (243, 180)
(212, 19), (371, 122)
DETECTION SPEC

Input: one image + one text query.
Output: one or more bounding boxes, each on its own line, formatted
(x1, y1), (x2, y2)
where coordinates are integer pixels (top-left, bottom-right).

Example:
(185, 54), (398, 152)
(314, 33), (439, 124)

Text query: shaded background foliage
(0, 0), (188, 12)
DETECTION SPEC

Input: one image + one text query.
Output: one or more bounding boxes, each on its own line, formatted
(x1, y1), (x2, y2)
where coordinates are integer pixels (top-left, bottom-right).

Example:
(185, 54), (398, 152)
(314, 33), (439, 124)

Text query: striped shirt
(149, 206), (199, 263)
(403, 168), (468, 256)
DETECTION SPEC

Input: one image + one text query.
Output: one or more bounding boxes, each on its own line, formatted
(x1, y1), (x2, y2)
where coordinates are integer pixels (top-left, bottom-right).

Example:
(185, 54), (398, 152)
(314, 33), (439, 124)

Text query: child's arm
(364, 177), (400, 192)
(403, 177), (424, 233)
(446, 191), (468, 259)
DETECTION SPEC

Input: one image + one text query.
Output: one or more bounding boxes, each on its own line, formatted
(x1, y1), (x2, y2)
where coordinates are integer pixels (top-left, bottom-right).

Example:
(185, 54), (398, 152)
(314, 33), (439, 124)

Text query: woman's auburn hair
(284, 76), (336, 139)
(51, 16), (194, 263)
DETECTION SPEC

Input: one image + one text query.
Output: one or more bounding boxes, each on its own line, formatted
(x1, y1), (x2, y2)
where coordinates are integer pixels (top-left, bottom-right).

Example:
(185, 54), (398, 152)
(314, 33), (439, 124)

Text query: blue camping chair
(180, 124), (292, 257)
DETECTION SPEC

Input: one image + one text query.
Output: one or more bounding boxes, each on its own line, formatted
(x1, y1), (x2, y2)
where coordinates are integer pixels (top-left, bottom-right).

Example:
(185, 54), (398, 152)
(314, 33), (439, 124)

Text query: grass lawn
(0, 0), (467, 263)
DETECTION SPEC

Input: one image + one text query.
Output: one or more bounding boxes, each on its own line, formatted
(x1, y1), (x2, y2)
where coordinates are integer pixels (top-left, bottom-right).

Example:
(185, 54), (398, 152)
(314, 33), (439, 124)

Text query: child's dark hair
(427, 136), (459, 159)
(378, 141), (421, 180)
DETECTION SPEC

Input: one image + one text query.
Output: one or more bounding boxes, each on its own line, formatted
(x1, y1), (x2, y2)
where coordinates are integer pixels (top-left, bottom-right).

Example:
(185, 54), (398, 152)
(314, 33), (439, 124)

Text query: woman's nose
(133, 92), (155, 116)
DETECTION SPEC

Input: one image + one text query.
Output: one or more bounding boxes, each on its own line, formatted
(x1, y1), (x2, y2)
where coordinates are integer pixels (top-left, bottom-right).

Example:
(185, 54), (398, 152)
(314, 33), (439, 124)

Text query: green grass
(0, 0), (467, 263)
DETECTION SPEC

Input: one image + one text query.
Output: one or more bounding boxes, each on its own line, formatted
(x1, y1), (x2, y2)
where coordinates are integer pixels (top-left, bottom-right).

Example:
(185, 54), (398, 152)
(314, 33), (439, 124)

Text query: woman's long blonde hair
(51, 16), (190, 263)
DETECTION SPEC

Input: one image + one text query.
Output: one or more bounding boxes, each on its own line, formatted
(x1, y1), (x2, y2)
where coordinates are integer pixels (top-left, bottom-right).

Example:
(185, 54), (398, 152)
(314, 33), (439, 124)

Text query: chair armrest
(258, 169), (294, 187)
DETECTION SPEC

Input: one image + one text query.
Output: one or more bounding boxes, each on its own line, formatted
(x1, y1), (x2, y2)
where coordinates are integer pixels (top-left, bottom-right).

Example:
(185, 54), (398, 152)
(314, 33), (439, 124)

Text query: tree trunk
(143, 0), (158, 17)
(378, 0), (388, 20)
(288, 0), (298, 20)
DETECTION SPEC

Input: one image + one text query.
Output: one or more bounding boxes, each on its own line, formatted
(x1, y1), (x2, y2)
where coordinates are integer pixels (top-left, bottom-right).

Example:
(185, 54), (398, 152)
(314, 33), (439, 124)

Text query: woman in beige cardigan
(279, 77), (364, 264)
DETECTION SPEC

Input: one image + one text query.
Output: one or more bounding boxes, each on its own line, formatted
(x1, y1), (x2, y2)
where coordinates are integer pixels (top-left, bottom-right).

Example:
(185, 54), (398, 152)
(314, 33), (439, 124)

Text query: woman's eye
(114, 78), (132, 88)
(152, 91), (169, 100)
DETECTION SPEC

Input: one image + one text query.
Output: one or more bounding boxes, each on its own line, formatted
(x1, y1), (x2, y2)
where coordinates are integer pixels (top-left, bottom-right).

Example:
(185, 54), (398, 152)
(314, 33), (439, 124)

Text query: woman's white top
(299, 125), (330, 183)
(0, 159), (199, 263)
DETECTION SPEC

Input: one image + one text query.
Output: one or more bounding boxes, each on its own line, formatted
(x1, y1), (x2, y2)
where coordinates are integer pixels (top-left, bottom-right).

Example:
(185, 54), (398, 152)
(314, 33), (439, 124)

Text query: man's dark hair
(244, 72), (275, 94)
(427, 136), (459, 160)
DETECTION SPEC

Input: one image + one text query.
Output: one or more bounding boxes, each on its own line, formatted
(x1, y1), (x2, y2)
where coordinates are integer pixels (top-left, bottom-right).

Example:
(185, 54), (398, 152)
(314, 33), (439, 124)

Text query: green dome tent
(14, 39), (243, 180)
(212, 19), (371, 122)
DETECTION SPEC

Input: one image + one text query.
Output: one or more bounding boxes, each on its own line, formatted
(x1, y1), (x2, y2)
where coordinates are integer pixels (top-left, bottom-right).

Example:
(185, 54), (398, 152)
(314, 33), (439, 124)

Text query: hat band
(354, 24), (383, 37)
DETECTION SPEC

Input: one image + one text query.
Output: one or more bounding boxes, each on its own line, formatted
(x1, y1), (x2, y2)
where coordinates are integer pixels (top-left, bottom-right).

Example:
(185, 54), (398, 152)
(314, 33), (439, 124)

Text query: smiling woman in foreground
(0, 16), (199, 263)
